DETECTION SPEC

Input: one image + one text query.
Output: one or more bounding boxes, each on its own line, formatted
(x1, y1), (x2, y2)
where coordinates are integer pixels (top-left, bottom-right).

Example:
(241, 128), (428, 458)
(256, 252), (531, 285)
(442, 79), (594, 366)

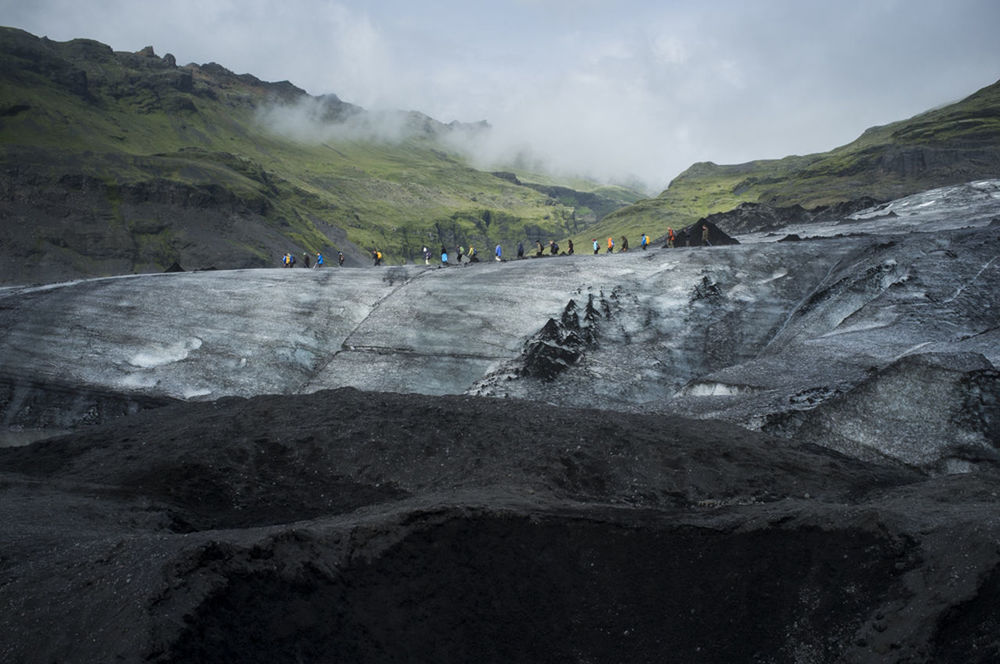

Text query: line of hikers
(283, 225), (710, 269)
(282, 251), (345, 268)
(425, 232), (650, 266)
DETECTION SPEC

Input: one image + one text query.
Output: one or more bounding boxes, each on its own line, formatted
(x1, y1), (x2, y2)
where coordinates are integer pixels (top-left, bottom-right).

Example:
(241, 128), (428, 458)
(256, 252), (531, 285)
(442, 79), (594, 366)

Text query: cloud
(256, 95), (442, 146)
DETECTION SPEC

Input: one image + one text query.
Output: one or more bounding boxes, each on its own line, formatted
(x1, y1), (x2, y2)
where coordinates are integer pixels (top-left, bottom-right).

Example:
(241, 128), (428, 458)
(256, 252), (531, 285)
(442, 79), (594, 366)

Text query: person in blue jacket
(316, 252), (324, 267)
(495, 244), (502, 261)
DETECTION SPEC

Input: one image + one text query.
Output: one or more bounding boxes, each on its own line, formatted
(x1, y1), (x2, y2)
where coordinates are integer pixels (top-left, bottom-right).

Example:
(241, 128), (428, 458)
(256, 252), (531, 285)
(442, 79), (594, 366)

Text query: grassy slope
(0, 28), (639, 269)
(599, 79), (1000, 243)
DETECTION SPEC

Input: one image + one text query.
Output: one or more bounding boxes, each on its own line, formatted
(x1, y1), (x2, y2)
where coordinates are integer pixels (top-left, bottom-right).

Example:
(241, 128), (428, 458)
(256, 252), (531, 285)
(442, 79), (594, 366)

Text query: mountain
(0, 27), (640, 285)
(598, 77), (1000, 243)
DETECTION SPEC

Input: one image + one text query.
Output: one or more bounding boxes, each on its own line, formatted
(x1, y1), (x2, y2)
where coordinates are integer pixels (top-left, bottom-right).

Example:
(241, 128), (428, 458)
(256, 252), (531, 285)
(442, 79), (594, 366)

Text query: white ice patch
(118, 373), (159, 390)
(758, 269), (788, 284)
(677, 382), (752, 397)
(818, 317), (896, 338)
(725, 284), (757, 303)
(891, 341), (934, 362)
(182, 387), (213, 399)
(129, 337), (203, 368)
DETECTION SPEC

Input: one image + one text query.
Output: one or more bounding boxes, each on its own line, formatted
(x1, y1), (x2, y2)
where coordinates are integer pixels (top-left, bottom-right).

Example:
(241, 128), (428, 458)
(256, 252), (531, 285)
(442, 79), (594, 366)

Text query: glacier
(1, 180), (998, 470)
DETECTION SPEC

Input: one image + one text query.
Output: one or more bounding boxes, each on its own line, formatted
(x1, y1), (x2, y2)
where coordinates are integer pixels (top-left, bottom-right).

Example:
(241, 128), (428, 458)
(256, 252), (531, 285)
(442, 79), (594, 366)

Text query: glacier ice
(1, 180), (998, 468)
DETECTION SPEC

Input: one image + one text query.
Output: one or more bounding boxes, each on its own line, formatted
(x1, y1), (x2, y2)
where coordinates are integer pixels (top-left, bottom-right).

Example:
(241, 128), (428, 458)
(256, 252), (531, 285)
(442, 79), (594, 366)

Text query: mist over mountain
(3, 24), (1000, 663)
(0, 27), (642, 285)
(3, 26), (999, 287)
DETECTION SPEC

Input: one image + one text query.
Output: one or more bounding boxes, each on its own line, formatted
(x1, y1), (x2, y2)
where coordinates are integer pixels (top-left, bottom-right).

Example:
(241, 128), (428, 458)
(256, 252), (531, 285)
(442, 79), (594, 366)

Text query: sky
(3, 0), (999, 192)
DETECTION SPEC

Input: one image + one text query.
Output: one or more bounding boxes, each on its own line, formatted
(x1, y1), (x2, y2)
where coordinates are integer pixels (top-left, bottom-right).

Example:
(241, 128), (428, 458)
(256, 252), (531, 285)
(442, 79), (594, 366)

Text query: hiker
(441, 245), (448, 265)
(289, 253), (296, 268)
(338, 251), (345, 266)
(469, 245), (479, 262)
(620, 236), (629, 252)
(667, 228), (675, 248)
(456, 246), (464, 264)
(281, 253), (289, 268)
(517, 241), (524, 259)
(423, 246), (430, 265)
(592, 239), (599, 255)
(702, 225), (711, 246)
(495, 243), (502, 261)
(316, 252), (324, 267)
(607, 237), (614, 253)
(567, 239), (574, 255)
(536, 240), (544, 257)
(549, 240), (558, 255)
(303, 252), (311, 268)
(640, 234), (648, 250)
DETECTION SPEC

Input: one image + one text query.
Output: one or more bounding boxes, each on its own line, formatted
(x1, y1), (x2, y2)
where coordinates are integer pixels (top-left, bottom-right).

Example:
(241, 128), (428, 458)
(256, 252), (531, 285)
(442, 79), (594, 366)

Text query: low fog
(255, 94), (662, 193)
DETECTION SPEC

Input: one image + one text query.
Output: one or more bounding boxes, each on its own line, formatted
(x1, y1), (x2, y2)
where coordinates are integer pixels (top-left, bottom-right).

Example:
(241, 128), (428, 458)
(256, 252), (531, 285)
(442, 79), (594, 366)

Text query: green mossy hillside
(0, 27), (640, 282)
(599, 78), (1000, 244)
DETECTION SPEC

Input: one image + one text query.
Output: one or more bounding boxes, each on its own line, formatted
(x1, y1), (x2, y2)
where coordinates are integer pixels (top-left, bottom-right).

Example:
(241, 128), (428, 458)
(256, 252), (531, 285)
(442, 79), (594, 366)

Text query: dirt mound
(2, 388), (1000, 663)
(662, 220), (739, 247)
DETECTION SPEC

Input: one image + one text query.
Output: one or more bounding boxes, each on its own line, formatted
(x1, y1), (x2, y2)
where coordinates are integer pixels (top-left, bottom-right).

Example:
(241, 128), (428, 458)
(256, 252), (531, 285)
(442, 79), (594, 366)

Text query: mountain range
(1, 25), (999, 285)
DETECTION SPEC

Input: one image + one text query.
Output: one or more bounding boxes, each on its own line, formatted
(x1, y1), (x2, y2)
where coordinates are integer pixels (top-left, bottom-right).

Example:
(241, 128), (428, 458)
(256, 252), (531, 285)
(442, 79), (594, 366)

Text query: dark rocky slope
(2, 387), (999, 663)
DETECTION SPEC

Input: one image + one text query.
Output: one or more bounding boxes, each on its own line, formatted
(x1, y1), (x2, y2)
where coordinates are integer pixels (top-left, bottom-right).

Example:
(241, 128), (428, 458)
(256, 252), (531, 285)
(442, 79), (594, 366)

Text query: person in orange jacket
(607, 236), (615, 253)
